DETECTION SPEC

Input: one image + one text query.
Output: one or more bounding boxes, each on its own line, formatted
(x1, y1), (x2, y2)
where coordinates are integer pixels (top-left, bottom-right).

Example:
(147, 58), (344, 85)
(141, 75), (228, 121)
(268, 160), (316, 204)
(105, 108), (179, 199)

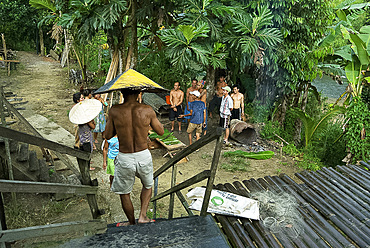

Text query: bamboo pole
(337, 166), (370, 190)
(318, 168), (370, 210)
(309, 171), (370, 218)
(325, 167), (370, 199)
(279, 174), (354, 248)
(296, 173), (370, 234)
(220, 183), (278, 248)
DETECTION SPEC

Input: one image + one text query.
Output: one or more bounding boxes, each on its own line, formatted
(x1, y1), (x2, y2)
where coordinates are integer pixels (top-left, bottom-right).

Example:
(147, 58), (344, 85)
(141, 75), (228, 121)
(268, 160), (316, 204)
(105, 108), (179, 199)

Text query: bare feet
(138, 218), (156, 224)
(94, 139), (98, 144)
(116, 222), (134, 227)
(89, 167), (95, 171)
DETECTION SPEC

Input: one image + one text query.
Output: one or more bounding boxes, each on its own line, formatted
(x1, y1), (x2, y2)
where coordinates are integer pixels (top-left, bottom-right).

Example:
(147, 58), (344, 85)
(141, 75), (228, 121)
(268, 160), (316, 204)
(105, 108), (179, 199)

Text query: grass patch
(5, 196), (80, 229)
(220, 157), (250, 172)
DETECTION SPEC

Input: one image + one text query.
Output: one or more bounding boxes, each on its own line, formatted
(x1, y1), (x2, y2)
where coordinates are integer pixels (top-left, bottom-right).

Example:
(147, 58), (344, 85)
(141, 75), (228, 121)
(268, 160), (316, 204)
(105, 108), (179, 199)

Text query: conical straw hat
(94, 69), (168, 94)
(69, 99), (102, 125)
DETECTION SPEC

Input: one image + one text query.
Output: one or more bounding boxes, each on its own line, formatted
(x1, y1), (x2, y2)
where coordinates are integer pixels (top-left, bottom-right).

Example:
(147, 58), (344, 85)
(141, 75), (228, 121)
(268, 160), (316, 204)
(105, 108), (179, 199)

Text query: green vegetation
(2, 0), (370, 168)
(5, 196), (80, 229)
(223, 150), (275, 160)
(221, 157), (250, 172)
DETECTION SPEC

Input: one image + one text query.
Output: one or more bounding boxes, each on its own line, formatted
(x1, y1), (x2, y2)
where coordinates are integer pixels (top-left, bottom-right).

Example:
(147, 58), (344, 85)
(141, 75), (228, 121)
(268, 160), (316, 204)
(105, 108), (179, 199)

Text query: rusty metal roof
(214, 163), (370, 248)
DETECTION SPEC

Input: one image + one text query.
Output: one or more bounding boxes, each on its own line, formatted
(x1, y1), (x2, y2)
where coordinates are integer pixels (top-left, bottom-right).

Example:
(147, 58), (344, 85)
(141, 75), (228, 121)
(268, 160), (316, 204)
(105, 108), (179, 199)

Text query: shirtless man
(230, 85), (244, 120)
(209, 75), (227, 118)
(105, 89), (164, 226)
(169, 82), (184, 132)
(184, 79), (198, 123)
(197, 80), (208, 135)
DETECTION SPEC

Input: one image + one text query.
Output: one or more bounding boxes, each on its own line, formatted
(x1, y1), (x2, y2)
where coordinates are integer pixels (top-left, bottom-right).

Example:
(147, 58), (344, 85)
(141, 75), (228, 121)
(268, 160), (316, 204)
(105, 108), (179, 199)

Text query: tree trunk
(130, 0), (138, 69)
(293, 81), (310, 146)
(206, 66), (216, 105)
(39, 27), (45, 56)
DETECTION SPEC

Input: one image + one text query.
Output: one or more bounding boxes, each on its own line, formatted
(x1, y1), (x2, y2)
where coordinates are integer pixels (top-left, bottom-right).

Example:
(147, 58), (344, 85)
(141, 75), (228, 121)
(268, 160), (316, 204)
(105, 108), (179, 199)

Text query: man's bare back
(105, 92), (164, 153)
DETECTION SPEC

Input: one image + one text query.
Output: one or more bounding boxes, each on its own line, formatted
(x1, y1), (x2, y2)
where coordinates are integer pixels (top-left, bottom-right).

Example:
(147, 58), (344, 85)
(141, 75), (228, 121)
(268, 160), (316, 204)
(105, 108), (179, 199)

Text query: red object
(165, 95), (171, 105)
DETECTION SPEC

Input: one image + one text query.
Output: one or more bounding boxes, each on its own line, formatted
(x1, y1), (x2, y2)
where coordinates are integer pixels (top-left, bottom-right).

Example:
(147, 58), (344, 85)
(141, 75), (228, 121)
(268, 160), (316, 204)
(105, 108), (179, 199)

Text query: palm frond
(178, 25), (196, 44)
(29, 0), (56, 12)
(239, 37), (259, 54)
(231, 13), (253, 34)
(257, 28), (282, 46)
(159, 29), (188, 48)
(190, 43), (210, 66)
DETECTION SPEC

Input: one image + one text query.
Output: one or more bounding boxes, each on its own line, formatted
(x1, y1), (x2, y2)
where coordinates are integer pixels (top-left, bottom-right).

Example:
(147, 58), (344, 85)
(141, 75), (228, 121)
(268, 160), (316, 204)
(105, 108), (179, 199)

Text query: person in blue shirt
(180, 91), (206, 145)
(103, 135), (119, 187)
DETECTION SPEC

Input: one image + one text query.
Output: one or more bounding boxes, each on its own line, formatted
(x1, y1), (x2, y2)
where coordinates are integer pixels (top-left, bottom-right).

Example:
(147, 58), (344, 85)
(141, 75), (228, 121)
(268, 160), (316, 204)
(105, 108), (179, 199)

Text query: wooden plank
(0, 180), (98, 195)
(154, 127), (223, 178)
(168, 163), (177, 219)
(0, 60), (20, 63)
(0, 126), (90, 160)
(176, 191), (194, 216)
(155, 137), (186, 151)
(201, 131), (224, 216)
(151, 170), (210, 202)
(0, 219), (106, 243)
(2, 97), (51, 161)
(149, 130), (186, 151)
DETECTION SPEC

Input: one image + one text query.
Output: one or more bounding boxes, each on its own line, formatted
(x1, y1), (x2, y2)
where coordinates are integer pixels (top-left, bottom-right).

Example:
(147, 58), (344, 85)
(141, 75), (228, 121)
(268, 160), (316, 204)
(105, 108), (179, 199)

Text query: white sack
(186, 187), (260, 220)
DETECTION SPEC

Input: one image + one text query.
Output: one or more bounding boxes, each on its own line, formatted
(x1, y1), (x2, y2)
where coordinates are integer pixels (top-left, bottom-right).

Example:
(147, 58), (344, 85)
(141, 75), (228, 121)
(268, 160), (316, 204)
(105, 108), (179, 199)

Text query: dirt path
(1, 51), (302, 224)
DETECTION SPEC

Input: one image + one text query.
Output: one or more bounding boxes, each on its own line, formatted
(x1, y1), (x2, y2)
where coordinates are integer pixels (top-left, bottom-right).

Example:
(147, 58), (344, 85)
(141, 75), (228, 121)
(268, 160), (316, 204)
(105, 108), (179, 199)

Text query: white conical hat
(69, 99), (102, 125)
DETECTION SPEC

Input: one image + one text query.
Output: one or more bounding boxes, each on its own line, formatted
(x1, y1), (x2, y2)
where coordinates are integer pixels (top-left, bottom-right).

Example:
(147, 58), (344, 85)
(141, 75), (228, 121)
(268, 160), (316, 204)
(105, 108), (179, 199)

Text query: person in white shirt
(219, 86), (233, 144)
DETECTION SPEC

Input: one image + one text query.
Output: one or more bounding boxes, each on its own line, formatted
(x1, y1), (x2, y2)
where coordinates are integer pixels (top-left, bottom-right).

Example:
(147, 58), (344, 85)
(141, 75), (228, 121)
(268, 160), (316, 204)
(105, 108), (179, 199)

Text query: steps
(60, 215), (230, 247)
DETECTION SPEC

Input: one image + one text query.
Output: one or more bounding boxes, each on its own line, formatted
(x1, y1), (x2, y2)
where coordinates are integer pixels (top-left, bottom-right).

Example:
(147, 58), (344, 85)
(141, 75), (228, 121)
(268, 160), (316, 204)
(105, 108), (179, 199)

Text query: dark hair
(233, 85), (240, 89)
(120, 88), (141, 97)
(191, 78), (198, 83)
(83, 89), (91, 97)
(73, 92), (81, 103)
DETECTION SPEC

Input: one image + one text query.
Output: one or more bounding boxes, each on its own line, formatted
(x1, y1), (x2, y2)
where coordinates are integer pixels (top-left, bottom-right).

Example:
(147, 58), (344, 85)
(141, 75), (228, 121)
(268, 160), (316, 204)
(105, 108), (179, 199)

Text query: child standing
(103, 135), (119, 187)
(180, 91), (206, 145)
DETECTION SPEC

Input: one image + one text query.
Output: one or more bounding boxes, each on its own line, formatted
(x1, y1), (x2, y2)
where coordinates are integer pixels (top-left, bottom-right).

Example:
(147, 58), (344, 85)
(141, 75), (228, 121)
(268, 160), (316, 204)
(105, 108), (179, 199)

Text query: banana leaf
(223, 150), (275, 160)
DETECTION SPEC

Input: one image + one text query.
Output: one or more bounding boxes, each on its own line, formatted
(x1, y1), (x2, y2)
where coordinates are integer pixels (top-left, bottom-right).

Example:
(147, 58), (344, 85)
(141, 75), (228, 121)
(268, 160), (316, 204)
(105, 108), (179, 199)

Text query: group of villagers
(67, 75), (245, 226)
(169, 76), (245, 145)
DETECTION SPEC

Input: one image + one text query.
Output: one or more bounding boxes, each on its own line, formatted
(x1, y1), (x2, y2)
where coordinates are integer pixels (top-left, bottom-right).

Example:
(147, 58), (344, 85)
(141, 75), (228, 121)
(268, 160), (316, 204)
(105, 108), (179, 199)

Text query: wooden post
(1, 34), (9, 76)
(0, 87), (15, 202)
(39, 27), (45, 56)
(0, 193), (9, 248)
(200, 130), (224, 216)
(76, 158), (100, 219)
(153, 177), (158, 219)
(168, 163), (177, 219)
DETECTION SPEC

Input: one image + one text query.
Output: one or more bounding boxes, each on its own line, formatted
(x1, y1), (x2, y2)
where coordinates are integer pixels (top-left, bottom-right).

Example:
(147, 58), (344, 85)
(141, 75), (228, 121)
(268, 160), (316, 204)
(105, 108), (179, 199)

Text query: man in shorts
(180, 91), (206, 145)
(183, 79), (198, 123)
(169, 82), (184, 133)
(105, 88), (164, 226)
(219, 86), (233, 145)
(230, 85), (244, 120)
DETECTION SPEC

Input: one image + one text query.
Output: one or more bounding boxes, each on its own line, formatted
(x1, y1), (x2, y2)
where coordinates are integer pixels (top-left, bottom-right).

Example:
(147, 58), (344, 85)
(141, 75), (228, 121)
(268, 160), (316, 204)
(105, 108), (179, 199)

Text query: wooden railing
(151, 127), (224, 218)
(0, 88), (105, 246)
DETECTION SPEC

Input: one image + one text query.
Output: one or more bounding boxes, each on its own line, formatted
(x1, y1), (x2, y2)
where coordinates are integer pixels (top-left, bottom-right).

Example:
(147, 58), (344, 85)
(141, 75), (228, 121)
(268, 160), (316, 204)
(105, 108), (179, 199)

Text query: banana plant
(291, 105), (346, 147)
(335, 5), (370, 98)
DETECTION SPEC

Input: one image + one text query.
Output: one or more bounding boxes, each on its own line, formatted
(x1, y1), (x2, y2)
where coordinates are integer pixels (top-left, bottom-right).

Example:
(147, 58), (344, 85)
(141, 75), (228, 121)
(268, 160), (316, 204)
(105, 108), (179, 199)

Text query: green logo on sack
(211, 196), (224, 206)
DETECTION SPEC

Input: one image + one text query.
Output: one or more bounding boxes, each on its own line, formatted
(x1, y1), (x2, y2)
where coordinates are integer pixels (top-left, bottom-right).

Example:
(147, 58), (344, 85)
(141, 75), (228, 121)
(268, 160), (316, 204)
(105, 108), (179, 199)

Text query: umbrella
(69, 99), (102, 125)
(94, 69), (168, 94)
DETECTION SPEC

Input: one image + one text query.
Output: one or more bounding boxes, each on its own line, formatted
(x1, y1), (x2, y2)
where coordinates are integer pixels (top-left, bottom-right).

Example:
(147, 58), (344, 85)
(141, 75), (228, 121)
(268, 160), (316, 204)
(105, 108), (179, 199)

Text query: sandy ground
(1, 51), (302, 226)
